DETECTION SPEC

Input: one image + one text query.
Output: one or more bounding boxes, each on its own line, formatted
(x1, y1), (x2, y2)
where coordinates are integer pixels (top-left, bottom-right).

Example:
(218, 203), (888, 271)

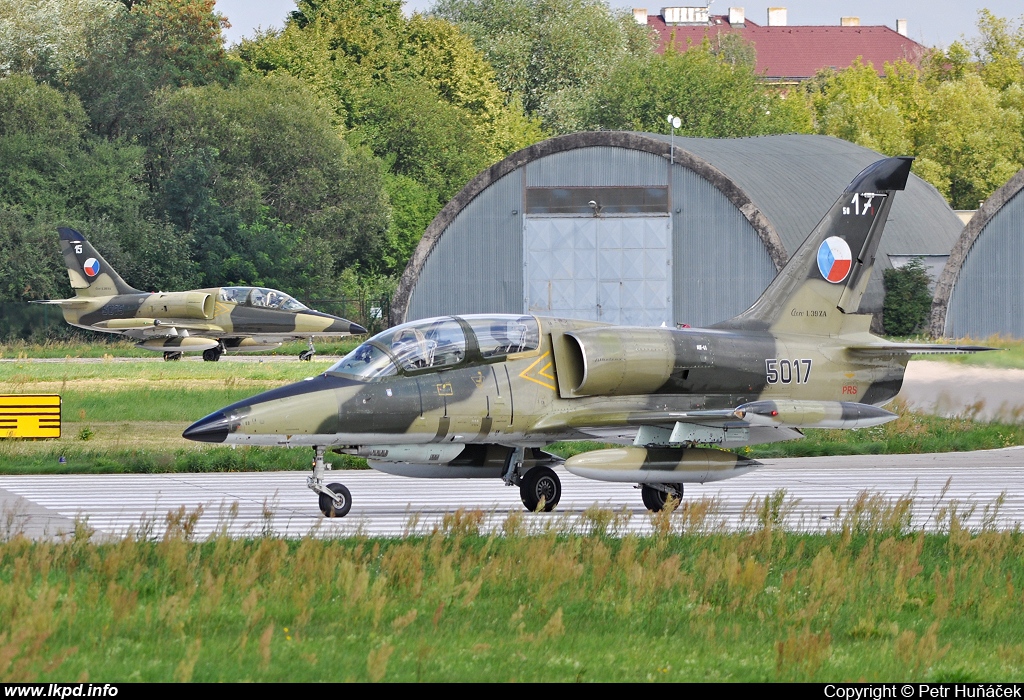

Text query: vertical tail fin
(715, 156), (913, 335)
(58, 228), (140, 297)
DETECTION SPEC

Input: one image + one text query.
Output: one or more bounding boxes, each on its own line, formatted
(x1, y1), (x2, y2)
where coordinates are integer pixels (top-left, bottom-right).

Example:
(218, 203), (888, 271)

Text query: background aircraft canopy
(327, 315), (540, 379)
(217, 286), (308, 311)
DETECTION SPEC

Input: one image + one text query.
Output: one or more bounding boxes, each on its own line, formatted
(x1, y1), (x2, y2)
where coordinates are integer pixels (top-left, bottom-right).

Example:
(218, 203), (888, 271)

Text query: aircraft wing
(846, 343), (998, 357)
(571, 398), (896, 447)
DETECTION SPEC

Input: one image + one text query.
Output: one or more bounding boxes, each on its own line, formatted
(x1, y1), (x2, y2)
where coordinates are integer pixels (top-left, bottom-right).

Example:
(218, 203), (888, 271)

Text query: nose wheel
(307, 446), (352, 517)
(318, 482), (351, 518)
(299, 338), (316, 361)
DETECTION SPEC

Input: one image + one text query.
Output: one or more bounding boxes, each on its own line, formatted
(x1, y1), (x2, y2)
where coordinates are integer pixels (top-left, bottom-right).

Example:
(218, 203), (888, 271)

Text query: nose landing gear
(308, 446), (351, 517)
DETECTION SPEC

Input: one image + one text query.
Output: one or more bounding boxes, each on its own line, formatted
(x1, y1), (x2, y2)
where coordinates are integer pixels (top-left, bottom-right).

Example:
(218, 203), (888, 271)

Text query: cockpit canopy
(327, 315), (540, 380)
(218, 287), (308, 312)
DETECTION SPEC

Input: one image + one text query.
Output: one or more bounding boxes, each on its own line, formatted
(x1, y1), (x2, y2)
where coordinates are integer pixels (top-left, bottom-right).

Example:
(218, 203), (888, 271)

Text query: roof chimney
(633, 8), (648, 25)
(896, 18), (908, 36)
(729, 7), (745, 26)
(767, 7), (787, 26)
(840, 17), (860, 26)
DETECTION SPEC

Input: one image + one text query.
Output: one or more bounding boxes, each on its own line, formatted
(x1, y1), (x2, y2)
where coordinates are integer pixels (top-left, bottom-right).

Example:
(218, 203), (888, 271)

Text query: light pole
(666, 114), (681, 165)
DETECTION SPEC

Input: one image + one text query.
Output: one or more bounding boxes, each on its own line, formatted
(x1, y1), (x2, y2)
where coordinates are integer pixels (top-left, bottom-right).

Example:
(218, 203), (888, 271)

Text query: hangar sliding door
(523, 216), (673, 327)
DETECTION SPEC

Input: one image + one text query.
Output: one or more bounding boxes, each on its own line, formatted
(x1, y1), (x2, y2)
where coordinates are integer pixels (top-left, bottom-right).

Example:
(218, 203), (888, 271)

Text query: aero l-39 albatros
(36, 228), (366, 361)
(184, 157), (990, 515)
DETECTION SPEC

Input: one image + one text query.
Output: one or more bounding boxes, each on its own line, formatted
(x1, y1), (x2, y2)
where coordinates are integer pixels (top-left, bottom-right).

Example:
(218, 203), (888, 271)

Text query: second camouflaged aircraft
(37, 228), (366, 361)
(184, 157), (990, 515)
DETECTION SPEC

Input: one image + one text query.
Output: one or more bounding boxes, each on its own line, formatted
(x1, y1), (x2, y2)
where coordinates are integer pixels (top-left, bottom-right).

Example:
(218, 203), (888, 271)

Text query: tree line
(1, 0), (1021, 308)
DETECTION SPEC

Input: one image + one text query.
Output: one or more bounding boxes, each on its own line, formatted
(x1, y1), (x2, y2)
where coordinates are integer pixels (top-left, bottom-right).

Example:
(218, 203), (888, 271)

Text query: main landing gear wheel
(319, 483), (351, 518)
(202, 347), (223, 362)
(163, 351), (182, 361)
(641, 483), (684, 512)
(520, 466), (561, 512)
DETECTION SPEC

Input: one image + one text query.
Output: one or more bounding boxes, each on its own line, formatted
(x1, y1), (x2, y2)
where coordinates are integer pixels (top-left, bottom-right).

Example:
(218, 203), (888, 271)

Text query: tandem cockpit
(327, 315), (541, 380)
(217, 286), (309, 312)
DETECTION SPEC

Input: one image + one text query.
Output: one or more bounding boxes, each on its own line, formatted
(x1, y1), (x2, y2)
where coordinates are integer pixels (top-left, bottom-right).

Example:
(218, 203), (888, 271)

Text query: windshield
(326, 343), (398, 379)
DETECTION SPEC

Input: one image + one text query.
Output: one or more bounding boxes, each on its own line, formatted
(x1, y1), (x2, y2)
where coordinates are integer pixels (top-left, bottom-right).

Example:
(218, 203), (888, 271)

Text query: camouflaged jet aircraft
(184, 157), (991, 516)
(36, 228), (366, 361)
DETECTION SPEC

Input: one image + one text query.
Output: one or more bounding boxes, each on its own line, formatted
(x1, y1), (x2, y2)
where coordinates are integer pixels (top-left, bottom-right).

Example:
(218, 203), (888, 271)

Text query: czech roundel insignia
(817, 237), (852, 284)
(83, 258), (101, 277)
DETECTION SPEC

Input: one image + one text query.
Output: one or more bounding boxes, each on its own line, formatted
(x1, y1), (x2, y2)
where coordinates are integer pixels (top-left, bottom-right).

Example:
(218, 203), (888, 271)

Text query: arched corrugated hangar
(932, 168), (1024, 339)
(393, 132), (962, 329)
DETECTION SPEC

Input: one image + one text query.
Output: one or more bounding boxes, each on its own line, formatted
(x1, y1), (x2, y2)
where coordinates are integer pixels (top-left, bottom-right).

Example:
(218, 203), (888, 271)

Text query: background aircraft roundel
(33, 228), (366, 361)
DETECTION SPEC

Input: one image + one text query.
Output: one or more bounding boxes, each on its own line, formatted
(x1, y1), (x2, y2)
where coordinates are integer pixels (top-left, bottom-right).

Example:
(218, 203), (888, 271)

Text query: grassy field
(3, 495), (1024, 682)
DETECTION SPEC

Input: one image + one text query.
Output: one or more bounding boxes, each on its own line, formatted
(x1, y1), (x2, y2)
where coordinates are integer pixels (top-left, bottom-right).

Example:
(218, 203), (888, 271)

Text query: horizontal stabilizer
(28, 298), (90, 309)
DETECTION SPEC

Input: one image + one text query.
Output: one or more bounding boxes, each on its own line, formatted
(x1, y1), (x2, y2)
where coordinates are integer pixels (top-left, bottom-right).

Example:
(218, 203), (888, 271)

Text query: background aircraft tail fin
(714, 156), (913, 336)
(58, 228), (140, 297)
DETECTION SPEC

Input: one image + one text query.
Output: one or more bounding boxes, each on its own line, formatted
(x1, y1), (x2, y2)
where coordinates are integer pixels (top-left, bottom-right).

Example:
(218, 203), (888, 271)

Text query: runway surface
(3, 447), (1023, 540)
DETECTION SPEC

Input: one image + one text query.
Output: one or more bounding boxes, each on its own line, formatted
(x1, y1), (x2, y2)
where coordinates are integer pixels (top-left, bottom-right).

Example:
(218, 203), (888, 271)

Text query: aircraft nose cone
(182, 411), (230, 443)
(326, 317), (366, 335)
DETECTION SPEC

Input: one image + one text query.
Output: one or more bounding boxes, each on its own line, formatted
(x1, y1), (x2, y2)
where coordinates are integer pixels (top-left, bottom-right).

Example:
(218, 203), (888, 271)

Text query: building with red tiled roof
(638, 6), (928, 82)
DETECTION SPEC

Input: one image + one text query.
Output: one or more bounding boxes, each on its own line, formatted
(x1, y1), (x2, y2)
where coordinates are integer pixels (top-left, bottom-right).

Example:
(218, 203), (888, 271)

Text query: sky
(215, 1), (1024, 49)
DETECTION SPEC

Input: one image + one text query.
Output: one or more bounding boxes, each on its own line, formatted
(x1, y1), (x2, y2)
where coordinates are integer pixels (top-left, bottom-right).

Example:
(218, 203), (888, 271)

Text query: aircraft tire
(202, 348), (222, 362)
(299, 350), (314, 361)
(163, 352), (182, 362)
(319, 482), (352, 518)
(520, 466), (561, 513)
(641, 484), (683, 512)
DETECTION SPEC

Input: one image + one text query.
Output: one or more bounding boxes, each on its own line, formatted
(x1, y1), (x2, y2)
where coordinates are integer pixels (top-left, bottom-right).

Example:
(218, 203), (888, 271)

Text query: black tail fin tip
(846, 156), (913, 193)
(58, 227), (85, 242)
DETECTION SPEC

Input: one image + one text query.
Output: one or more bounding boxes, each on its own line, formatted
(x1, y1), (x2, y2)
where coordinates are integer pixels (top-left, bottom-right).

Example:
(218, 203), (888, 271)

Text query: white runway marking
(2, 447), (1023, 539)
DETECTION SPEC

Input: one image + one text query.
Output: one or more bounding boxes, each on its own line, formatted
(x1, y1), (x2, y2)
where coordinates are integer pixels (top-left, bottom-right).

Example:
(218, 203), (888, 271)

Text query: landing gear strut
(163, 351), (182, 361)
(308, 446), (350, 517)
(641, 483), (684, 512)
(299, 337), (316, 361)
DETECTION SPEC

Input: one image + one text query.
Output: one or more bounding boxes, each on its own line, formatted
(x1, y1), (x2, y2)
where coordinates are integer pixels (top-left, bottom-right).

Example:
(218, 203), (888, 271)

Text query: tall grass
(3, 491), (1024, 681)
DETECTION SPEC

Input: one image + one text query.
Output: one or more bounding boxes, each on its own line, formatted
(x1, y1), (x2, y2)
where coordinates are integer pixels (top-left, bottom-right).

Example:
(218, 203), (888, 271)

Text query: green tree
(883, 258), (933, 337)
(144, 74), (390, 279)
(0, 75), (194, 301)
(580, 43), (812, 135)
(431, 0), (654, 133)
(0, 0), (122, 81)
(915, 74), (1023, 209)
(67, 0), (239, 136)
(359, 81), (492, 204)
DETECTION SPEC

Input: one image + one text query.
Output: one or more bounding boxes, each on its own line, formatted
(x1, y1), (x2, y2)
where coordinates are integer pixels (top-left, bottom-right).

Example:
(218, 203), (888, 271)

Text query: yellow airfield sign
(0, 395), (61, 438)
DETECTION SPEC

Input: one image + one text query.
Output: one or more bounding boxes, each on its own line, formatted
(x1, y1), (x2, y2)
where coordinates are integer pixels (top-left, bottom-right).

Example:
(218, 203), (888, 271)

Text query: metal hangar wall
(932, 167), (1024, 339)
(393, 132), (962, 328)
